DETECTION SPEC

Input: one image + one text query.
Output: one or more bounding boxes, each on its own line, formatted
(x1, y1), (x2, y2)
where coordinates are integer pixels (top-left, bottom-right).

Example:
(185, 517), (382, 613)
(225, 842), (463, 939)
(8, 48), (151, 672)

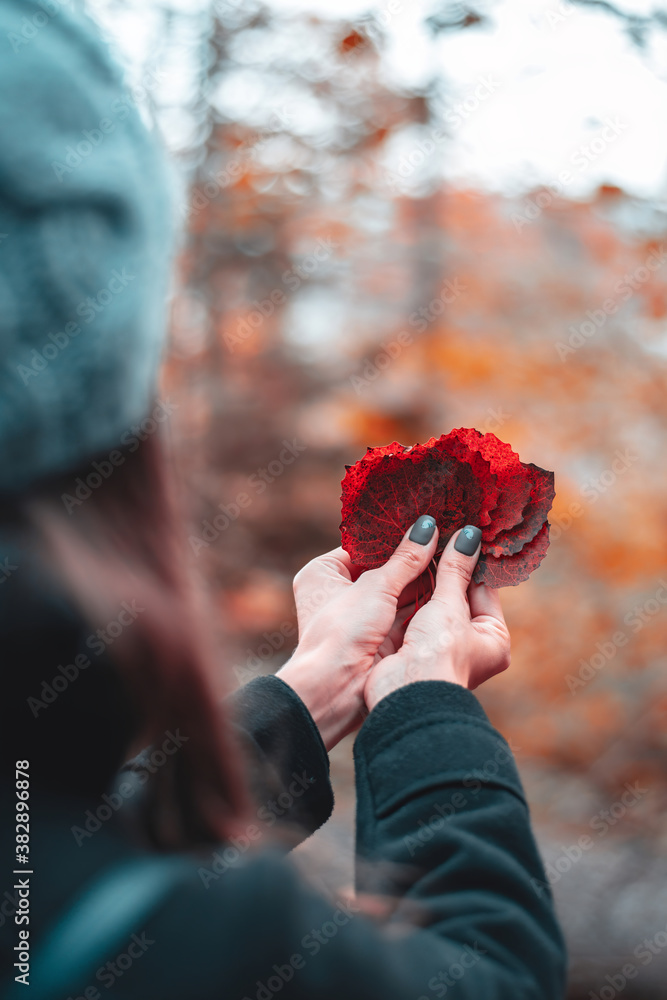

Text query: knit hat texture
(0, 0), (175, 494)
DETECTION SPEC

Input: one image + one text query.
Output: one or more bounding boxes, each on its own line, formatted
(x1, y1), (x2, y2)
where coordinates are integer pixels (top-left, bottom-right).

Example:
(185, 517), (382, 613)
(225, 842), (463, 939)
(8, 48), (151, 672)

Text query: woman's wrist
(277, 643), (365, 752)
(364, 654), (465, 713)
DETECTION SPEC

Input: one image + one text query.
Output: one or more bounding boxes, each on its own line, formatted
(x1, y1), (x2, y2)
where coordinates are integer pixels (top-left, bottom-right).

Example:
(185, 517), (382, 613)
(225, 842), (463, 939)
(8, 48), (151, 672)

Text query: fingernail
(408, 515), (436, 545)
(454, 525), (482, 555)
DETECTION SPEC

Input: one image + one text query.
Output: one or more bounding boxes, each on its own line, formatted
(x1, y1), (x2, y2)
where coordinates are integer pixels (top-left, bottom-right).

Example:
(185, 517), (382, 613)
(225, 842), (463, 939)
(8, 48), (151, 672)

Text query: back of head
(0, 3), (251, 847)
(0, 0), (175, 494)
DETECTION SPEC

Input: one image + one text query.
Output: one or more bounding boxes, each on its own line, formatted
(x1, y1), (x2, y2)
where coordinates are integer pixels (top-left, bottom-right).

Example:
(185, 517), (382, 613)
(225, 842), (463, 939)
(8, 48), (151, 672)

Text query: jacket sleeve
(230, 679), (567, 1000)
(227, 674), (335, 843)
(349, 680), (567, 997)
(111, 679), (566, 1000)
(119, 674), (334, 847)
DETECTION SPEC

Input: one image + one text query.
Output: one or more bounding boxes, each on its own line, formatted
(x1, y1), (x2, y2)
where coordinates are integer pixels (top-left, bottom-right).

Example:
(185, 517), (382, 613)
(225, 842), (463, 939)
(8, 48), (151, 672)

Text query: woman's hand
(364, 526), (511, 713)
(277, 516), (440, 751)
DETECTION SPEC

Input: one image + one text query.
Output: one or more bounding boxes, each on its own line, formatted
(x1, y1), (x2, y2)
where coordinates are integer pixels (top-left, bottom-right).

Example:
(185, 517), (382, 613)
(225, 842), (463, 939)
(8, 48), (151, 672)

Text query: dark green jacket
(1, 673), (567, 999)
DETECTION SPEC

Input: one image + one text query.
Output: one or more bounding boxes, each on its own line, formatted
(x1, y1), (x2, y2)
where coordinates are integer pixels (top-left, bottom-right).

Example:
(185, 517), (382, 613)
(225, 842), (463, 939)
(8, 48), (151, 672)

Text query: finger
(324, 547), (355, 580)
(467, 580), (506, 625)
(367, 515), (439, 601)
(432, 525), (482, 612)
(321, 547), (365, 583)
(295, 546), (353, 590)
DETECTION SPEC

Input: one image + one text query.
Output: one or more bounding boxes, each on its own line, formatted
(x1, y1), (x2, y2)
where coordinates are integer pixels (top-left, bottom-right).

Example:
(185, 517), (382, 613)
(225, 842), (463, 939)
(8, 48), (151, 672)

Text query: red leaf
(431, 429), (498, 528)
(445, 427), (533, 540)
(474, 522), (551, 587)
(340, 440), (486, 568)
(340, 429), (555, 589)
(483, 463), (555, 557)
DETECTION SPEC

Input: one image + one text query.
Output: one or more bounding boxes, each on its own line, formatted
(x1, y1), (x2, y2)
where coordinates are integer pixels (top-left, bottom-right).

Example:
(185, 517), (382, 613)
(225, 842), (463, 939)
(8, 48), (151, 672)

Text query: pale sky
(91, 0), (667, 201)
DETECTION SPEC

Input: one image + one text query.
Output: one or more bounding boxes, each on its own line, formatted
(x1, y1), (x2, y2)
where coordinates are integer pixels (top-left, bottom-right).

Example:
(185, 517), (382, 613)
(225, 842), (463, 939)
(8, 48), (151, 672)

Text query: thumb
(370, 514), (439, 600)
(432, 525), (482, 610)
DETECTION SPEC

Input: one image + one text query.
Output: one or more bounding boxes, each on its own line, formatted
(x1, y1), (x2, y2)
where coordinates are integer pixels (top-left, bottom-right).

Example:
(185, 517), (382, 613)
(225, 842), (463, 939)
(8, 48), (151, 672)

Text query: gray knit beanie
(0, 0), (176, 494)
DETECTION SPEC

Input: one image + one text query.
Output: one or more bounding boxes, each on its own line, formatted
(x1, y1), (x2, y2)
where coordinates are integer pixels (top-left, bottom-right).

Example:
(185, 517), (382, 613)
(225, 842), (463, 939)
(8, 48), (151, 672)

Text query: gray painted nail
(454, 525), (482, 555)
(408, 515), (437, 545)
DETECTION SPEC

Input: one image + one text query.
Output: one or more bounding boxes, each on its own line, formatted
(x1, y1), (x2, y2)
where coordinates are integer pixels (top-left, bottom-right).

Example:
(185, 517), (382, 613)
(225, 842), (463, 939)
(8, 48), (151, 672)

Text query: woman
(0, 2), (566, 998)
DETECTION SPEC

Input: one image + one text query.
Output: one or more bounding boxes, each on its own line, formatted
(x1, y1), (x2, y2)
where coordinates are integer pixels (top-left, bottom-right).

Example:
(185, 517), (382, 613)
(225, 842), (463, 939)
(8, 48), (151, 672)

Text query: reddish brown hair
(30, 428), (253, 850)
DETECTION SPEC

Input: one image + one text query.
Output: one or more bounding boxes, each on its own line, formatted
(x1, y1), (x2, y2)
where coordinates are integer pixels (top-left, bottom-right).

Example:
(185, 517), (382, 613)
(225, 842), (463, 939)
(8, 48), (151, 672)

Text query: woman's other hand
(364, 525), (511, 713)
(277, 516), (440, 750)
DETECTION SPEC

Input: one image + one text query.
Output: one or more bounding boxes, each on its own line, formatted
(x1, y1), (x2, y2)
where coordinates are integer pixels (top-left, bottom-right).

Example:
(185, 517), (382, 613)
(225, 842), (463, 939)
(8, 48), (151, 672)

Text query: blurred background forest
(91, 0), (667, 995)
